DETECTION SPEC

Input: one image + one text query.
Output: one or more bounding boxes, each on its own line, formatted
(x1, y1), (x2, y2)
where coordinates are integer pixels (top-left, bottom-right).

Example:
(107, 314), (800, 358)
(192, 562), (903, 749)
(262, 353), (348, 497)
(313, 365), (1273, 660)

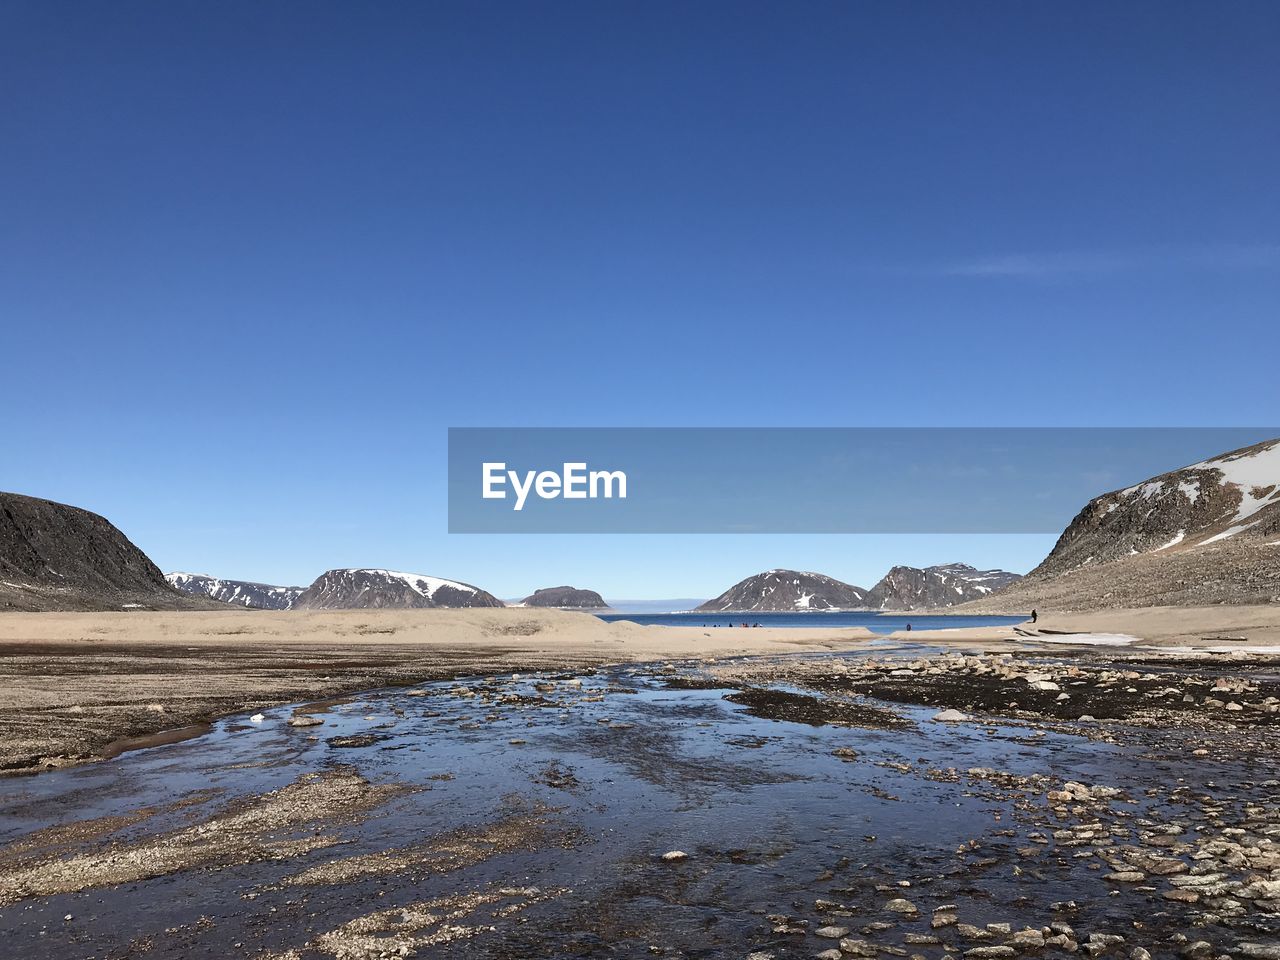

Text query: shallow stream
(1, 652), (1272, 958)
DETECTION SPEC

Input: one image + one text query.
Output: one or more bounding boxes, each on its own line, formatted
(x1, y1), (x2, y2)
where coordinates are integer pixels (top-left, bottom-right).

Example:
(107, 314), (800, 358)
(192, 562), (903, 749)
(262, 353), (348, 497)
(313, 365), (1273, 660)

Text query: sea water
(593, 610), (1027, 633)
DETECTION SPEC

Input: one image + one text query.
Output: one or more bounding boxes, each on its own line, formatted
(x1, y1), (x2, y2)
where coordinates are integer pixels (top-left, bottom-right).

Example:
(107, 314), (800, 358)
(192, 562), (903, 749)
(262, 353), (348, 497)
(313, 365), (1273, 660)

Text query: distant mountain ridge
(696, 570), (868, 612)
(292, 568), (505, 610)
(166, 572), (304, 610)
(865, 563), (1021, 610)
(0, 491), (205, 611)
(962, 437), (1280, 611)
(519, 586), (607, 609)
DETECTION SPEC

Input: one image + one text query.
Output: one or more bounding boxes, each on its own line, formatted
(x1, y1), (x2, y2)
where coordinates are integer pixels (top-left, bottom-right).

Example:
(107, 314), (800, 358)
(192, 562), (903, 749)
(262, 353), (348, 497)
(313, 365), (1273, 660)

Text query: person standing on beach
(1031, 609), (1038, 624)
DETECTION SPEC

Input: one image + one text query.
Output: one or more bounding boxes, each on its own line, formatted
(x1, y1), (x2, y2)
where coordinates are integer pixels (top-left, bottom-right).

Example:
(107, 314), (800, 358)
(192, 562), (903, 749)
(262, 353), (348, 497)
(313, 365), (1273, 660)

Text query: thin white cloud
(938, 244), (1280, 279)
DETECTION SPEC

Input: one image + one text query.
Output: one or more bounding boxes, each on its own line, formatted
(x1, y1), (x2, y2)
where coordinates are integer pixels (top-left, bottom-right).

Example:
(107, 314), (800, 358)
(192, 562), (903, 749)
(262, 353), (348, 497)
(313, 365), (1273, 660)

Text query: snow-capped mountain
(864, 563), (1022, 610)
(166, 572), (305, 610)
(696, 570), (868, 612)
(518, 586), (607, 609)
(1035, 437), (1280, 577)
(292, 568), (505, 610)
(963, 436), (1280, 611)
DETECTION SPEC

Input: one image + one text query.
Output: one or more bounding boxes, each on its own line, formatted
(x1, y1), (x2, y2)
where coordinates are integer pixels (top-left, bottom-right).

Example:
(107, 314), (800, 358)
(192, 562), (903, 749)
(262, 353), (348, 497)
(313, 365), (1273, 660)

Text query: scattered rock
(1104, 871), (1146, 883)
(838, 940), (878, 958)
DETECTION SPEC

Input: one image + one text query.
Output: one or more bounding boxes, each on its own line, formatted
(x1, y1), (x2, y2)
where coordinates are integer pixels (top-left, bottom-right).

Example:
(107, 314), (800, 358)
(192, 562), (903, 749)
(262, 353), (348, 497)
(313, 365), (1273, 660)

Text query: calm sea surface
(593, 610), (1027, 633)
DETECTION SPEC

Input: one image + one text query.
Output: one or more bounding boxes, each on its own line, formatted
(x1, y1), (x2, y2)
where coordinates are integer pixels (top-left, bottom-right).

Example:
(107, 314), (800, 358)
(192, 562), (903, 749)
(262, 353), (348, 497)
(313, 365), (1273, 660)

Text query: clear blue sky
(3, 2), (1277, 598)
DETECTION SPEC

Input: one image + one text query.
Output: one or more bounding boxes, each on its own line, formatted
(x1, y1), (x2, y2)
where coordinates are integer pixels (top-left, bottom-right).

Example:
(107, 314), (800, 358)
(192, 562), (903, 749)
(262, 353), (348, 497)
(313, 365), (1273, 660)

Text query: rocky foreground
(708, 649), (1280, 960)
(713, 648), (1280, 727)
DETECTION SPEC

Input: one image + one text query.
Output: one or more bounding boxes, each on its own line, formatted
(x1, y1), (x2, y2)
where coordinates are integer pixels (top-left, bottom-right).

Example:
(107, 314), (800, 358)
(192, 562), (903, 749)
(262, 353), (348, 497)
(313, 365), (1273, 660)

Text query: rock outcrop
(519, 586), (607, 609)
(0, 491), (203, 611)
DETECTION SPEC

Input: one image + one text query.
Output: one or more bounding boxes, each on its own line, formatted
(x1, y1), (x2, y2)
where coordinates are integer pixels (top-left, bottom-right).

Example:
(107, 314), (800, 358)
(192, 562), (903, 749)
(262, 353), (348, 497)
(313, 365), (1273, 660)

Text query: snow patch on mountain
(350, 569), (479, 599)
(292, 568), (504, 610)
(864, 563), (1022, 610)
(696, 570), (868, 612)
(166, 572), (304, 610)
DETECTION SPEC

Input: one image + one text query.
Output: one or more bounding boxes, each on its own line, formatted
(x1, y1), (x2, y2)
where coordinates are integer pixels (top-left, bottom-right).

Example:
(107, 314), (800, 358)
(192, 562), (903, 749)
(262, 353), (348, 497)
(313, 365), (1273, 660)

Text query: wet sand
(900, 605), (1280, 649)
(4, 605), (1280, 774)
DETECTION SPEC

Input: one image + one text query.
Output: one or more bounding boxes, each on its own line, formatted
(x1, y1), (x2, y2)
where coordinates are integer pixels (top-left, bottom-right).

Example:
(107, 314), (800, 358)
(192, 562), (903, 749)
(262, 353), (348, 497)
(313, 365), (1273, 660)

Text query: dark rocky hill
(520, 586), (607, 609)
(292, 568), (505, 610)
(0, 492), (208, 611)
(864, 563), (1022, 610)
(166, 572), (305, 610)
(696, 570), (868, 612)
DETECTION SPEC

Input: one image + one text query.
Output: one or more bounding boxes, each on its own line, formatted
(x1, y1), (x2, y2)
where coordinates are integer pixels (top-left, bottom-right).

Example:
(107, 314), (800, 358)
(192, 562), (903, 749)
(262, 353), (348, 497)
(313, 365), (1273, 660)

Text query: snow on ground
(1038, 633), (1139, 647)
(1144, 645), (1280, 656)
(1115, 439), (1280, 546)
(1190, 439), (1280, 528)
(1176, 478), (1202, 502)
(1191, 438), (1280, 489)
(1204, 645), (1280, 654)
(1200, 520), (1263, 546)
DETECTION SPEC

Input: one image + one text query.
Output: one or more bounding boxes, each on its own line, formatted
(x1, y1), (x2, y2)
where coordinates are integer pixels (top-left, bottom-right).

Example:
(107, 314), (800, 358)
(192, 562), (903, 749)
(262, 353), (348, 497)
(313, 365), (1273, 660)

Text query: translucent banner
(447, 427), (1277, 534)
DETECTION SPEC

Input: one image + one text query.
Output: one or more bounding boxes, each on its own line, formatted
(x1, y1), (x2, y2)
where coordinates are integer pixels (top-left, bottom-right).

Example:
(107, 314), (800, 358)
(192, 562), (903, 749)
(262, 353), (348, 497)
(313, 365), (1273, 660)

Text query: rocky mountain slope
(963, 437), (1280, 611)
(697, 570), (868, 612)
(519, 586), (607, 609)
(166, 572), (305, 610)
(864, 563), (1022, 610)
(292, 568), (505, 610)
(0, 491), (206, 611)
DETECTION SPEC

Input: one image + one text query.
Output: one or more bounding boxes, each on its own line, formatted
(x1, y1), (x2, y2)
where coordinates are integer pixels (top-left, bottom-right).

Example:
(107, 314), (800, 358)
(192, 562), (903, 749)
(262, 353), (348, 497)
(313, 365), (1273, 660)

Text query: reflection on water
(0, 655), (1266, 959)
(595, 611), (1027, 632)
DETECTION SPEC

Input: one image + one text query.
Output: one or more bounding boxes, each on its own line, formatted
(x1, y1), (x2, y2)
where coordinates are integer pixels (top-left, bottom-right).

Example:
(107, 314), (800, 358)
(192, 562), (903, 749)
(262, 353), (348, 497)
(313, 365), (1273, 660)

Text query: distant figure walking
(1030, 608), (1038, 624)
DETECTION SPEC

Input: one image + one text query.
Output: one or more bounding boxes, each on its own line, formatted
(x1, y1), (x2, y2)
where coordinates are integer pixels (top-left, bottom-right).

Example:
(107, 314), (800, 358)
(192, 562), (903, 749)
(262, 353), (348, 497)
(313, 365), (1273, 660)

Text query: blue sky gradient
(3, 2), (1277, 597)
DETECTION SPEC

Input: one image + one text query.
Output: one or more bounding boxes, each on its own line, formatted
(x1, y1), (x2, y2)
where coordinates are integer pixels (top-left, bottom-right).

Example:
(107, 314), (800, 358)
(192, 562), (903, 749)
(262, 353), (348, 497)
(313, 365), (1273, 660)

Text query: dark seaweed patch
(724, 688), (908, 728)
